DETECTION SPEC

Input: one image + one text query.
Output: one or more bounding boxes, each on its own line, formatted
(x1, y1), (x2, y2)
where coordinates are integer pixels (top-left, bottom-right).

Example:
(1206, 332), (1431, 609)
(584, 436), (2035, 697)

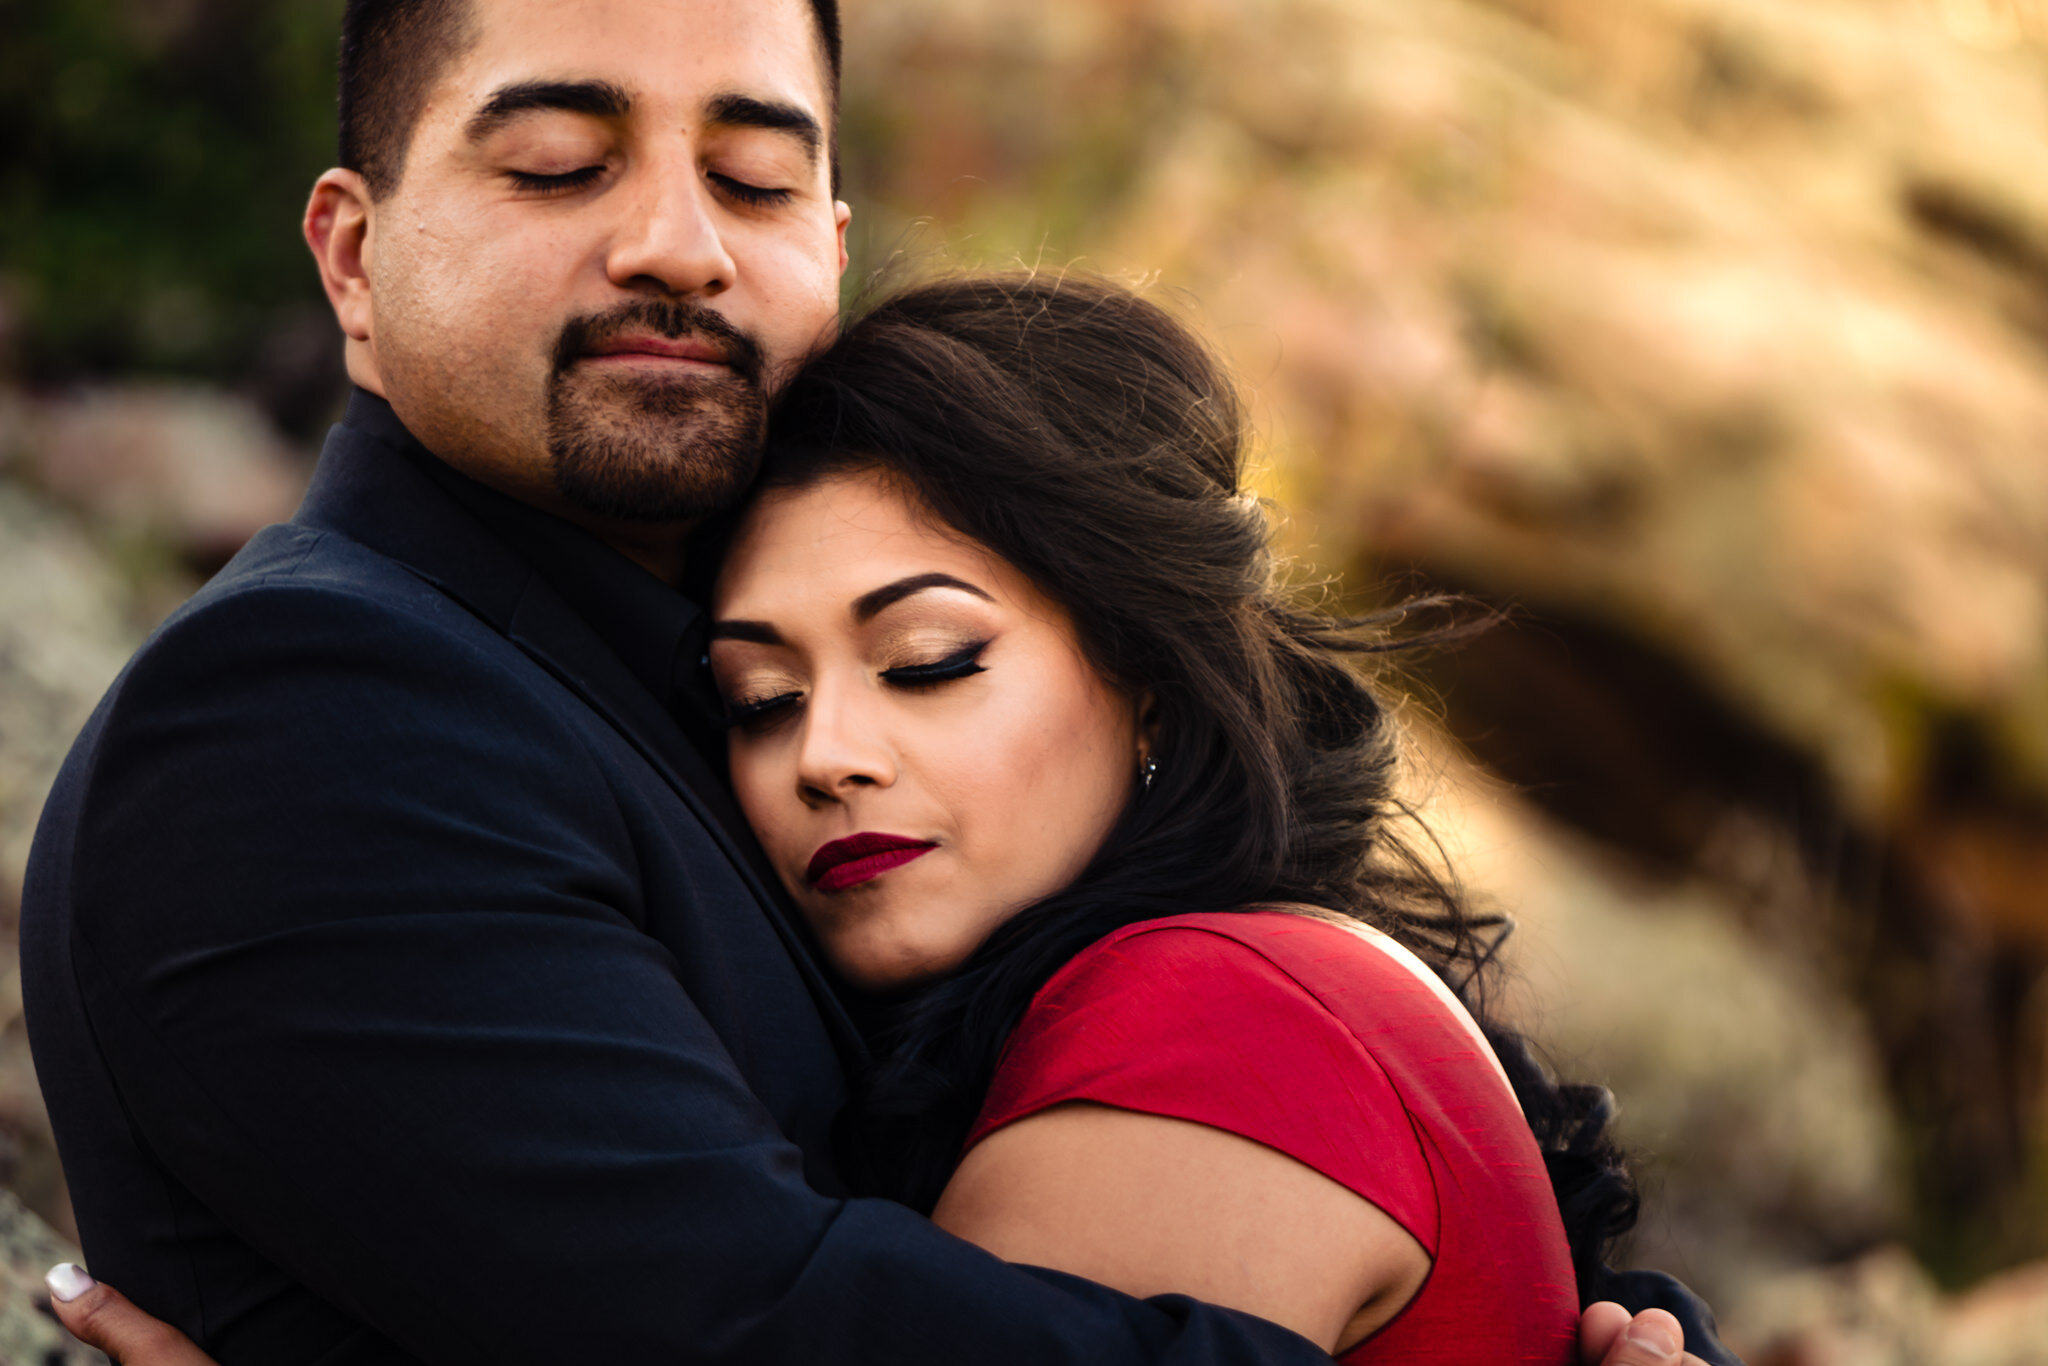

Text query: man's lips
(582, 335), (731, 366)
(806, 833), (938, 892)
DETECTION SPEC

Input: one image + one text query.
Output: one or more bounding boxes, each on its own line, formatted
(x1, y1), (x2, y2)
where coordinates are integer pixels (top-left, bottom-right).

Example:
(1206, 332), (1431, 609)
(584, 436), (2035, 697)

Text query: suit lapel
(294, 418), (869, 1070)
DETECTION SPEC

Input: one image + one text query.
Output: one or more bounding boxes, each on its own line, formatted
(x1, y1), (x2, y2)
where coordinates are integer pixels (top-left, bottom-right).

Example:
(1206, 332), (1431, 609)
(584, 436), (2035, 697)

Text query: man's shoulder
(68, 520), (562, 793)
(104, 519), (544, 719)
(170, 520), (506, 641)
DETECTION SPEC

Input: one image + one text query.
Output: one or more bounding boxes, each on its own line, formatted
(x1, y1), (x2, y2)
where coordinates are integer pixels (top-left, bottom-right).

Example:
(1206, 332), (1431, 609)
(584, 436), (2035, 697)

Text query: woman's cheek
(727, 741), (804, 897)
(952, 673), (1125, 903)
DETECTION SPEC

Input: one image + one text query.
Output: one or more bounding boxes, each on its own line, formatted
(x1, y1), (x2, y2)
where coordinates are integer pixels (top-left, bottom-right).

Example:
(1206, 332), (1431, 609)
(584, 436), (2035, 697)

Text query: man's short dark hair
(338, 0), (844, 199)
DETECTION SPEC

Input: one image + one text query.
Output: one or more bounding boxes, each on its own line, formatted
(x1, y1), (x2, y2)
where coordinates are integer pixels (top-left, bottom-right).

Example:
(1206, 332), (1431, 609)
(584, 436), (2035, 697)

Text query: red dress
(964, 911), (1579, 1365)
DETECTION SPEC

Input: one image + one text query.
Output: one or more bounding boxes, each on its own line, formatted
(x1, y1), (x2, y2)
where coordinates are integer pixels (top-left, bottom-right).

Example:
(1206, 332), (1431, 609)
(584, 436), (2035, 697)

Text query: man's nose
(795, 686), (897, 805)
(604, 158), (738, 298)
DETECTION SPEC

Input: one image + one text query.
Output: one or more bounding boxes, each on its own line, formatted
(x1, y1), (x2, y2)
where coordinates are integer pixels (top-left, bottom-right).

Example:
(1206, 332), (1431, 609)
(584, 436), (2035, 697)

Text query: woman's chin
(827, 937), (972, 996)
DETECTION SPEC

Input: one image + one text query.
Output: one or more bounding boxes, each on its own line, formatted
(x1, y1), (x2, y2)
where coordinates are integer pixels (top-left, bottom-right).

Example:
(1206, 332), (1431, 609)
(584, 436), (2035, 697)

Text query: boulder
(1733, 1246), (2048, 1366)
(0, 1187), (106, 1366)
(0, 480), (144, 1244)
(844, 0), (2048, 903)
(1407, 733), (1903, 1312)
(2, 384), (310, 575)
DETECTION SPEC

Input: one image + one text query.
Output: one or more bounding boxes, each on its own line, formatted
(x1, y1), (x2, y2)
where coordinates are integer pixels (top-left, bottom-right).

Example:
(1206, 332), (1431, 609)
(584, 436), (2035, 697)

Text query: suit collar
(295, 391), (531, 631)
(315, 390), (699, 703)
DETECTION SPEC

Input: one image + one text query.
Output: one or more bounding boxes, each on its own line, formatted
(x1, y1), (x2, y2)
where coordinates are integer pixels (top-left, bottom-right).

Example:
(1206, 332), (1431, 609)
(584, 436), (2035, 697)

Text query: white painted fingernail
(46, 1263), (96, 1303)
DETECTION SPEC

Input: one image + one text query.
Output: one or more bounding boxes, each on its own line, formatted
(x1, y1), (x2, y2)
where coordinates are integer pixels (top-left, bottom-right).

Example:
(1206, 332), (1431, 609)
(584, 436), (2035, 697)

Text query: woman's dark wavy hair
(754, 271), (1637, 1302)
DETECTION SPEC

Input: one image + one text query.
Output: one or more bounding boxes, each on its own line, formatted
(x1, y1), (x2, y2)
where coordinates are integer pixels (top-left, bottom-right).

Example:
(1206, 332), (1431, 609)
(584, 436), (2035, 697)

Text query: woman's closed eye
(721, 642), (990, 729)
(724, 688), (803, 728)
(880, 641), (989, 688)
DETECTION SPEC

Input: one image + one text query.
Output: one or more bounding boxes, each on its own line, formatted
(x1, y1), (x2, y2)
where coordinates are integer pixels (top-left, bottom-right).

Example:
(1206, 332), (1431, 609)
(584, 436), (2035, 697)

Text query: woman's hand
(46, 1264), (216, 1366)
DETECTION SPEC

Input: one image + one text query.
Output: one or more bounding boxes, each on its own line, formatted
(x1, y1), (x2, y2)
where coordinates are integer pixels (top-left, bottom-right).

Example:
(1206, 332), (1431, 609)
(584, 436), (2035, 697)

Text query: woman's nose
(794, 689), (897, 804)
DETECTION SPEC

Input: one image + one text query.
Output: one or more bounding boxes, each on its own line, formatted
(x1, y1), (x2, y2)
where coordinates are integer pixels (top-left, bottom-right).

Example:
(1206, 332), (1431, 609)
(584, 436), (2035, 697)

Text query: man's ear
(305, 169), (377, 345)
(834, 199), (853, 277)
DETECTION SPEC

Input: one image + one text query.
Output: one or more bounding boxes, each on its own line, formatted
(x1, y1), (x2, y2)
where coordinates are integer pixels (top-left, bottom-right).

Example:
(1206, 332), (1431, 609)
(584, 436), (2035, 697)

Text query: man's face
(352, 0), (849, 533)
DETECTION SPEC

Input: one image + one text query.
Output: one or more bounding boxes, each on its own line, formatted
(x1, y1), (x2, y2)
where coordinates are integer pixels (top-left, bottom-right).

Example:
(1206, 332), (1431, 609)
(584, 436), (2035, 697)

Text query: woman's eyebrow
(852, 573), (995, 622)
(709, 620), (784, 645)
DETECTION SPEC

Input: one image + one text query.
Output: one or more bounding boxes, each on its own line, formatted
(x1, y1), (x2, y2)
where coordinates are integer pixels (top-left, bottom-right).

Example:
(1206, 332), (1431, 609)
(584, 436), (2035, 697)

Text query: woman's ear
(1135, 690), (1161, 761)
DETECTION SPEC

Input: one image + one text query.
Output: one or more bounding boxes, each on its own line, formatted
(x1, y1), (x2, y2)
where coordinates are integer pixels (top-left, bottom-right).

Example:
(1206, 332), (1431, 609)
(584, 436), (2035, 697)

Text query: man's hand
(47, 1265), (216, 1366)
(1582, 1302), (1712, 1366)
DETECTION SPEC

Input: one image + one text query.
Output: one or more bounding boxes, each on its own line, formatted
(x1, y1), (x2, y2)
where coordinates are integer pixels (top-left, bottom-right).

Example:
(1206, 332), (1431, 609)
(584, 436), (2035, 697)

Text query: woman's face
(710, 467), (1144, 991)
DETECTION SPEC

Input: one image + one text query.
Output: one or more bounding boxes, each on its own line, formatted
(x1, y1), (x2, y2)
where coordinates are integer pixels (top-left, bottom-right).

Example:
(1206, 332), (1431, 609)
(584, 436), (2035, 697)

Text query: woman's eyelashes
(720, 641), (992, 729)
(879, 640), (990, 687)
(724, 687), (802, 727)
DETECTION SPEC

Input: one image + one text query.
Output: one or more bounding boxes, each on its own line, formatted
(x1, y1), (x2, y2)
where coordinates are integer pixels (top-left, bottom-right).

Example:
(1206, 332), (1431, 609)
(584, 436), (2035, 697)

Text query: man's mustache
(551, 300), (766, 387)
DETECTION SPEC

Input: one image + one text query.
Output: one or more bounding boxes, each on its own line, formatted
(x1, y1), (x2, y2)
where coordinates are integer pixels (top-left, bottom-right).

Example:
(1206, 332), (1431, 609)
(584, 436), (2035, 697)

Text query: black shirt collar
(340, 389), (710, 722)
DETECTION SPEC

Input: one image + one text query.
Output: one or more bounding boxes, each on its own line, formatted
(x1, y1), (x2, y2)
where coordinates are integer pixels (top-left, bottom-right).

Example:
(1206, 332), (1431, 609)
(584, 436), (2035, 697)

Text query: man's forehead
(448, 0), (829, 120)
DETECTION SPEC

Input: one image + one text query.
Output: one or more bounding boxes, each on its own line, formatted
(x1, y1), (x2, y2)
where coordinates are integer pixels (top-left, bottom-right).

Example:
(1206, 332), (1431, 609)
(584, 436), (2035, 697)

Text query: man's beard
(544, 300), (769, 523)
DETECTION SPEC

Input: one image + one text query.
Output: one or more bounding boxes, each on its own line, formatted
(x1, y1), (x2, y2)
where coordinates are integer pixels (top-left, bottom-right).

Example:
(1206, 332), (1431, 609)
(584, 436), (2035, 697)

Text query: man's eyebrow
(464, 79), (632, 142)
(709, 620), (784, 645)
(705, 91), (822, 165)
(853, 573), (995, 622)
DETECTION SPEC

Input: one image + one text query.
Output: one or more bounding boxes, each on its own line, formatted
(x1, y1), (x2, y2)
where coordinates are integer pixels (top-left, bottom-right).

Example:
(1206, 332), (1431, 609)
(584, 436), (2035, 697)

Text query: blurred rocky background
(2, 0), (2045, 1361)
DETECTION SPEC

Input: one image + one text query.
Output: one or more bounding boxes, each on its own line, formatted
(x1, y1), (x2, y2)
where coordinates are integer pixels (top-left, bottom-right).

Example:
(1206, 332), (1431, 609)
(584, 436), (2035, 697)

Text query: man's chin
(545, 379), (765, 524)
(568, 363), (745, 414)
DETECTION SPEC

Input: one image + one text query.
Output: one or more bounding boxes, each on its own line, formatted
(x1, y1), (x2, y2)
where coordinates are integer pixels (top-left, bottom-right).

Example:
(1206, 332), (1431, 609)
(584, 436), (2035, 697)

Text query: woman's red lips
(806, 833), (937, 892)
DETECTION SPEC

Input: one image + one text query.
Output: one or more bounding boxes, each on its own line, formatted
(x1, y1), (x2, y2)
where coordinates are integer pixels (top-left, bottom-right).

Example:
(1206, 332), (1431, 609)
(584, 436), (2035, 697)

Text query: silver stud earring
(1141, 756), (1158, 792)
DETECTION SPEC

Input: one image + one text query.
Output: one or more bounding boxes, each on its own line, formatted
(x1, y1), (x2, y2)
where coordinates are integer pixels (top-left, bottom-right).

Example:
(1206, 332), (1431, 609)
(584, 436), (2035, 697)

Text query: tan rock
(0, 1187), (104, 1365)
(5, 384), (310, 572)
(1944, 1260), (2048, 1366)
(1732, 1245), (1944, 1366)
(1731, 1246), (2048, 1366)
(0, 482), (144, 1244)
(1404, 733), (1904, 1310)
(843, 0), (2048, 861)
(0, 483), (141, 913)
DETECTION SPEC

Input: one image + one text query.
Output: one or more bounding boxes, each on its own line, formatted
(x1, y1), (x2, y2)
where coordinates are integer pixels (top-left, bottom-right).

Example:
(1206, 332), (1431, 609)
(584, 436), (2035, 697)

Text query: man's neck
(353, 381), (695, 586)
(580, 520), (694, 585)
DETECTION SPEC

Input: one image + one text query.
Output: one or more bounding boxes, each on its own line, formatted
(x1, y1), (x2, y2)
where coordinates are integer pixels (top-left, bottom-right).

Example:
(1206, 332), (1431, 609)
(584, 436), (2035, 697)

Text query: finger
(1599, 1307), (1686, 1366)
(1577, 1300), (1633, 1365)
(46, 1265), (218, 1366)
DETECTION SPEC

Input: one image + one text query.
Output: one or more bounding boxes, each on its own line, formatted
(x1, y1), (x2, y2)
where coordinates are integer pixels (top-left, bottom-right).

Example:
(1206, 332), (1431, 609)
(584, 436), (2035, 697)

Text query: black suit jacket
(21, 401), (1335, 1365)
